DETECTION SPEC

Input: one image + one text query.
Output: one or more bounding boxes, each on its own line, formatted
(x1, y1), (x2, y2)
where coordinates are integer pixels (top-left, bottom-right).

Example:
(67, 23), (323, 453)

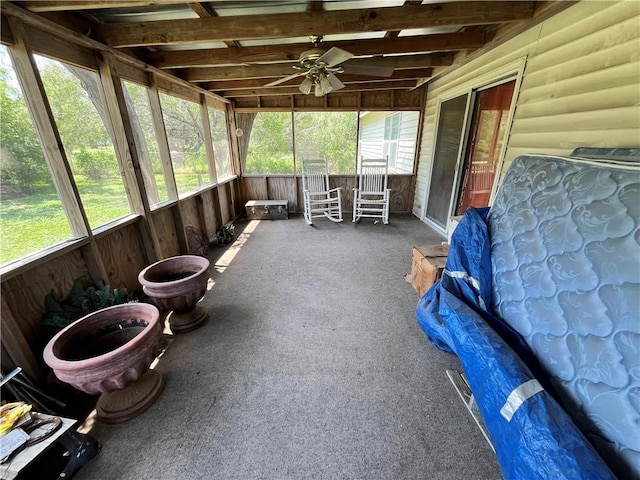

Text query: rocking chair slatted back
(300, 158), (343, 225)
(301, 158), (330, 196)
(358, 158), (389, 193)
(352, 156), (391, 224)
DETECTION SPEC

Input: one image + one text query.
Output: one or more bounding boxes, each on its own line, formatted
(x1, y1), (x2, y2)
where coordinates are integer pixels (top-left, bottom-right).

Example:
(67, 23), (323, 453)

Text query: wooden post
(200, 95), (219, 185)
(6, 17), (108, 285)
(97, 51), (159, 264)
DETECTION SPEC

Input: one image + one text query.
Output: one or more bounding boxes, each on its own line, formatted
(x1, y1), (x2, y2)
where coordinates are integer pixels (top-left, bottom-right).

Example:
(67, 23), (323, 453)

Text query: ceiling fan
(264, 35), (394, 96)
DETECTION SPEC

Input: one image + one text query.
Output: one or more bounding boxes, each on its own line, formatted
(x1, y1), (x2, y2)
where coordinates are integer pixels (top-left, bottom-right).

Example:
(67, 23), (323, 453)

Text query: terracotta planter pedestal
(44, 303), (163, 425)
(138, 255), (211, 335)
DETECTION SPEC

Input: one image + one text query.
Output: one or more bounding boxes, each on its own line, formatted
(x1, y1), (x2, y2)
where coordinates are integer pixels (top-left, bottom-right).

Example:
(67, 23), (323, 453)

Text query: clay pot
(138, 255), (210, 334)
(43, 303), (164, 424)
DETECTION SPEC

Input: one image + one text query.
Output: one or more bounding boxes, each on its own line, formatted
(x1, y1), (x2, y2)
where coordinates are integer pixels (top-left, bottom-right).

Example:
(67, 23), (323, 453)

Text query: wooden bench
(245, 200), (288, 220)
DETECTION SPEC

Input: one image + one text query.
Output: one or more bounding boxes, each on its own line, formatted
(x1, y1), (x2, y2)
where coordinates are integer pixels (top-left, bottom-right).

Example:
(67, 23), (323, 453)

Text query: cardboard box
(411, 244), (449, 296)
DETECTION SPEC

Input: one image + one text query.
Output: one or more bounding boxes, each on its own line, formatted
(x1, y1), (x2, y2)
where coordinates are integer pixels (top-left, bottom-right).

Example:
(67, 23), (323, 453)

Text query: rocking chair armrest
(327, 187), (342, 193)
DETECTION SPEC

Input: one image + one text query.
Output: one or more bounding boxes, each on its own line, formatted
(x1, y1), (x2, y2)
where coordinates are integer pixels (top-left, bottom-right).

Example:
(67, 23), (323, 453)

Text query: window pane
(35, 55), (131, 229)
(208, 107), (233, 182)
(159, 93), (210, 196)
(245, 112), (293, 174)
(294, 112), (357, 174)
(359, 111), (419, 174)
(0, 46), (74, 265)
(122, 81), (168, 206)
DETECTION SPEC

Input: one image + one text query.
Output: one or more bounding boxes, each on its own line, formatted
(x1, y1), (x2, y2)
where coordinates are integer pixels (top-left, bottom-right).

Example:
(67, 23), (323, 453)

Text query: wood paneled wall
(240, 174), (414, 214)
(1, 180), (241, 385)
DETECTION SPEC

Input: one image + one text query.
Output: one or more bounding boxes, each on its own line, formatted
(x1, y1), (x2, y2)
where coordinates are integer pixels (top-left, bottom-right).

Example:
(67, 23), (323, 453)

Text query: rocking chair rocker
(353, 156), (391, 224)
(301, 158), (343, 225)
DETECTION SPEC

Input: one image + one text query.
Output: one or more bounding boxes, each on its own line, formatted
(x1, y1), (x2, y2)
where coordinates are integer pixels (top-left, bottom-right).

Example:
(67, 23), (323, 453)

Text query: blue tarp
(416, 207), (615, 480)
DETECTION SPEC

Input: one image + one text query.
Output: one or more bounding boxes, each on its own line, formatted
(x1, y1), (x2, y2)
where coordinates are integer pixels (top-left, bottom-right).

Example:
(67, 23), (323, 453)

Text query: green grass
(1, 177), (130, 265)
(0, 172), (214, 266)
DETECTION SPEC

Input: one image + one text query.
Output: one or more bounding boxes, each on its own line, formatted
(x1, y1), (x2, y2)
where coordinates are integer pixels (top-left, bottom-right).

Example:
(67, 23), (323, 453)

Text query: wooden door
(455, 80), (515, 215)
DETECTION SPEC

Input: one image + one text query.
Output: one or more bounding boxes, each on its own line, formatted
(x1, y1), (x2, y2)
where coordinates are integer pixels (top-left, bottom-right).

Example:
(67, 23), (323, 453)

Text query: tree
(0, 65), (50, 193)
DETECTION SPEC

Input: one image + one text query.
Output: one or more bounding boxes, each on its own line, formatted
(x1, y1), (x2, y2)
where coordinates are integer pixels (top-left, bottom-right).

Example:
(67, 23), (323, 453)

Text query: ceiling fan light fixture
(319, 74), (334, 94)
(299, 76), (313, 95)
(314, 81), (324, 97)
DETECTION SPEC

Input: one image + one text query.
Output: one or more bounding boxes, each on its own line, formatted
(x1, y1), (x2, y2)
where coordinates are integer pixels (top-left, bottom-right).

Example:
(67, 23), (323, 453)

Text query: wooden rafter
(94, 2), (535, 47)
(187, 2), (240, 48)
(218, 80), (421, 98)
(183, 54), (448, 82)
(148, 34), (474, 69)
(206, 69), (434, 91)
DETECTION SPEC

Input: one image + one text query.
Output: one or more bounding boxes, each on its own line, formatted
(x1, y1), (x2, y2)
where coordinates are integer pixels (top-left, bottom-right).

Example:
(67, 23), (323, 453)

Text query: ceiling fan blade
(341, 64), (394, 77)
(264, 72), (305, 87)
(317, 47), (353, 67)
(326, 72), (345, 91)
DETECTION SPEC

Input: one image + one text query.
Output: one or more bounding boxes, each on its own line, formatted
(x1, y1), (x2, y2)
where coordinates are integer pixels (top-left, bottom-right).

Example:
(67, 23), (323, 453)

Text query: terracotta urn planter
(138, 255), (210, 334)
(43, 303), (164, 424)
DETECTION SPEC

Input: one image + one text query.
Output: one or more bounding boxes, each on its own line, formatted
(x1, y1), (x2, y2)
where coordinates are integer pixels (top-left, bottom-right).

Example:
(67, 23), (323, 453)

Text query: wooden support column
(200, 95), (219, 185)
(6, 17), (108, 285)
(147, 74), (188, 254)
(97, 51), (159, 264)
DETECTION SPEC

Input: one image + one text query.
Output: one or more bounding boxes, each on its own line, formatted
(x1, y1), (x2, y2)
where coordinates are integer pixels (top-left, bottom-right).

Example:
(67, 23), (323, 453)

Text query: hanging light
(299, 76), (313, 95)
(314, 80), (323, 97)
(319, 74), (334, 95)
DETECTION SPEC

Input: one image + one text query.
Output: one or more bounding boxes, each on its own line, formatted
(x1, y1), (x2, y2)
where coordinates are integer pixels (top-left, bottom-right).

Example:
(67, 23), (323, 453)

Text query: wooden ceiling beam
(307, 1), (323, 12)
(94, 2), (535, 47)
(187, 3), (240, 48)
(148, 33), (475, 68)
(219, 80), (419, 98)
(205, 68), (434, 91)
(184, 54), (447, 82)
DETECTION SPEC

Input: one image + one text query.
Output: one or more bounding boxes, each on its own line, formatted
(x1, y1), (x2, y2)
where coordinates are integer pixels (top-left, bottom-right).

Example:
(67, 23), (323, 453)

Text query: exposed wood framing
(207, 69), (434, 92)
(98, 52), (161, 264)
(220, 81), (420, 98)
(200, 94), (219, 185)
(94, 2), (535, 47)
(148, 75), (180, 201)
(0, 1), (230, 107)
(6, 17), (109, 285)
(148, 36), (471, 69)
(185, 55), (447, 82)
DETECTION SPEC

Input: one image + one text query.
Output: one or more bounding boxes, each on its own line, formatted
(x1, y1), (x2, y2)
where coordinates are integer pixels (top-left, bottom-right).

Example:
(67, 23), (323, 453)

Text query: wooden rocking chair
(301, 158), (343, 225)
(352, 156), (391, 224)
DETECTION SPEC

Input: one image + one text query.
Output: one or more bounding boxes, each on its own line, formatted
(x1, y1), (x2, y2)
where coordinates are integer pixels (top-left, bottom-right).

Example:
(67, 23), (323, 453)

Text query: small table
(0, 413), (99, 480)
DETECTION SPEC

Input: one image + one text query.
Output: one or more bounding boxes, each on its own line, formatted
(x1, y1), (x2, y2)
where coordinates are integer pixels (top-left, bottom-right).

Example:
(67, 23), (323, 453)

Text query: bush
(73, 149), (116, 180)
(244, 153), (293, 174)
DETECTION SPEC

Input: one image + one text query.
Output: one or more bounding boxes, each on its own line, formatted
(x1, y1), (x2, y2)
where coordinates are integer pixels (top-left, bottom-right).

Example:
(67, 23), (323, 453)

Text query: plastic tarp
(415, 207), (615, 480)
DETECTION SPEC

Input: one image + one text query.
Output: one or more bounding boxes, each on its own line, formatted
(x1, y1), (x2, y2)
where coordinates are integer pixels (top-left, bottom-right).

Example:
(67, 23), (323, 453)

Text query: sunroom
(0, 1), (638, 479)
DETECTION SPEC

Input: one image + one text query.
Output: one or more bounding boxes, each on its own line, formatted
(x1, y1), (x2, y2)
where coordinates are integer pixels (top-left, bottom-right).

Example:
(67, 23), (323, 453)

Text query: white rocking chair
(301, 158), (343, 225)
(353, 156), (391, 224)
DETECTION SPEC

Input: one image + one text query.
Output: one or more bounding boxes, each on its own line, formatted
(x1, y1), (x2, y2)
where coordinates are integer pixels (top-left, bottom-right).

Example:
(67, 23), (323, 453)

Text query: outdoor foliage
(0, 65), (50, 193)
(43, 278), (146, 330)
(243, 111), (358, 175)
(74, 148), (119, 180)
(245, 112), (294, 174)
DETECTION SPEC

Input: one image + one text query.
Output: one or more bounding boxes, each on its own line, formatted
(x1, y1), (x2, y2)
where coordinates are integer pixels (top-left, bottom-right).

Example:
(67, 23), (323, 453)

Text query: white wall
(414, 0), (640, 219)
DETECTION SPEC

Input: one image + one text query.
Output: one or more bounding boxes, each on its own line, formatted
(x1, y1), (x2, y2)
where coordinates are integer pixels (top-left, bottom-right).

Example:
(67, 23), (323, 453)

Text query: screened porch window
(35, 54), (131, 229)
(0, 46), (75, 266)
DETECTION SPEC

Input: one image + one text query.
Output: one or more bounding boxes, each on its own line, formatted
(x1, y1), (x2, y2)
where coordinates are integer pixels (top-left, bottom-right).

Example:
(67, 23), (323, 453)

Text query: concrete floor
(72, 214), (502, 480)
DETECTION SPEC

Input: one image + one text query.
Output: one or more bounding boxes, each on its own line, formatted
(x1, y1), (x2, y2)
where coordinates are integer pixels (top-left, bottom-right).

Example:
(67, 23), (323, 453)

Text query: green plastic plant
(43, 278), (144, 329)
